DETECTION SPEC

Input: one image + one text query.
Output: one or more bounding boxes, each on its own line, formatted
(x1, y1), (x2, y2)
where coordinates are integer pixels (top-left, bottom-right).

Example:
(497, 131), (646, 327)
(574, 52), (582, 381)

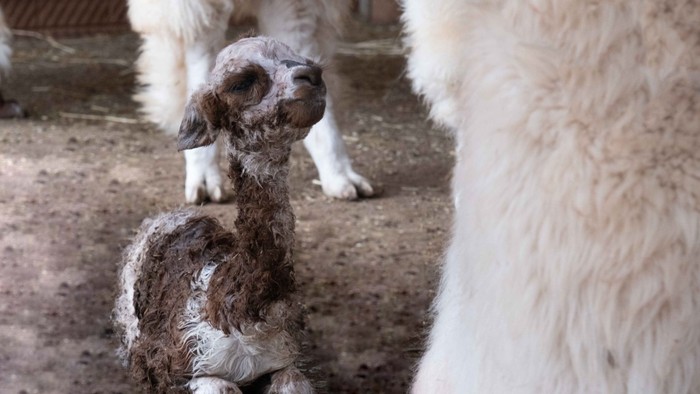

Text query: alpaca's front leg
(187, 377), (242, 394)
(303, 100), (373, 199)
(183, 31), (226, 204)
(184, 143), (224, 204)
(266, 366), (314, 394)
(257, 0), (374, 200)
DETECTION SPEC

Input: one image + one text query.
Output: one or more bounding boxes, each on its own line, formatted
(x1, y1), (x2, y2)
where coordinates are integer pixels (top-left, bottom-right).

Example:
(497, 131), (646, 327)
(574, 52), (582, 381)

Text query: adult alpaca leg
(128, 0), (232, 203)
(0, 7), (24, 119)
(182, 26), (228, 203)
(257, 0), (374, 200)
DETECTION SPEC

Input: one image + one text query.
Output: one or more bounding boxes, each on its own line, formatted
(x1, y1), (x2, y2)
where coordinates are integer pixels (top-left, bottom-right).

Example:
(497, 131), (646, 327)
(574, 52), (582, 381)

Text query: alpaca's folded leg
(266, 366), (314, 394)
(187, 376), (242, 394)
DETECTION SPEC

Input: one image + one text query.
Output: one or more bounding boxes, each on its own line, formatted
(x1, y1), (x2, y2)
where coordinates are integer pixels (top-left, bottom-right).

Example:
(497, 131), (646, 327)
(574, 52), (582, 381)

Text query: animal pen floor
(0, 21), (453, 394)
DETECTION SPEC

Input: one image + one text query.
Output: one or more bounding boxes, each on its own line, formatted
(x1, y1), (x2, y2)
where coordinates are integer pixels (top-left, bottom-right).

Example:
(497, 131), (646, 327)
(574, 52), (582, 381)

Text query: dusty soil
(0, 21), (454, 394)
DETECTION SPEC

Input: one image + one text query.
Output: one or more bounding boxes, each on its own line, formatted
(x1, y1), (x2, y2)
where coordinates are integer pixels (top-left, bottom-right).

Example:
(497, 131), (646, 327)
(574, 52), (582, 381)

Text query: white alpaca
(404, 0), (700, 392)
(0, 7), (24, 118)
(127, 0), (374, 203)
(0, 8), (10, 75)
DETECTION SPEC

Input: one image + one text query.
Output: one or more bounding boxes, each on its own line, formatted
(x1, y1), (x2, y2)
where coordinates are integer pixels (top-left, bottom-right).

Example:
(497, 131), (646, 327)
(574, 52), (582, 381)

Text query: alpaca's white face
(178, 37), (327, 152)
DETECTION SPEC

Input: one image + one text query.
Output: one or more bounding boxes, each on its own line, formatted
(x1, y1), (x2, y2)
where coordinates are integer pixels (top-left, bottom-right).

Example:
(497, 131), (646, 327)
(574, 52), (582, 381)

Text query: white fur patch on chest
(181, 263), (298, 385)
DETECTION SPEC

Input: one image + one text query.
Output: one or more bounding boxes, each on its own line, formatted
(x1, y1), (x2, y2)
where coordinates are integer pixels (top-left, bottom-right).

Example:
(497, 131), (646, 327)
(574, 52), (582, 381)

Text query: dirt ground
(0, 20), (454, 394)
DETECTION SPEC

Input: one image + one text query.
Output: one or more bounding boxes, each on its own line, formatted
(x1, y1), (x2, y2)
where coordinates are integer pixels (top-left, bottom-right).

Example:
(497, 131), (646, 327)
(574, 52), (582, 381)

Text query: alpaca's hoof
(186, 184), (207, 205)
(185, 182), (225, 204)
(185, 159), (225, 204)
(184, 144), (224, 204)
(320, 169), (374, 200)
(208, 184), (224, 203)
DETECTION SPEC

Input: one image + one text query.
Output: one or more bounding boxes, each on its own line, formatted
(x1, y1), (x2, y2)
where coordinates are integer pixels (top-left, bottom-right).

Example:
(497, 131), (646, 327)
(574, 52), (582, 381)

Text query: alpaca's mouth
(280, 97), (326, 129)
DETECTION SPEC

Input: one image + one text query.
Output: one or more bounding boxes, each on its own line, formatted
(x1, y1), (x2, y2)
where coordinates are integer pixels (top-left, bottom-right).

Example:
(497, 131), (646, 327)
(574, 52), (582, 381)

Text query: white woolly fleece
(0, 8), (12, 79)
(404, 0), (700, 393)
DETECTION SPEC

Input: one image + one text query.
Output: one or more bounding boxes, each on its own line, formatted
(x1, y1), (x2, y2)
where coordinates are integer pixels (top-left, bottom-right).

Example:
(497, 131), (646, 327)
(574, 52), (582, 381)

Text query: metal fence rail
(0, 0), (128, 35)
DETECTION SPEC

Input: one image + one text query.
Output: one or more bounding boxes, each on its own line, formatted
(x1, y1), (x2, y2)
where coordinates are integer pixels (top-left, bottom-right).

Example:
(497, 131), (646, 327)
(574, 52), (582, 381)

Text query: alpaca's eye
(228, 75), (256, 93)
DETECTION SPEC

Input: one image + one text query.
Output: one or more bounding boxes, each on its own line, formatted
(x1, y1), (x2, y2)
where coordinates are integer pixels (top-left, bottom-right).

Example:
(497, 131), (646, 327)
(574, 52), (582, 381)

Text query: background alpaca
(114, 36), (324, 393)
(403, 0), (700, 392)
(127, 0), (374, 203)
(0, 7), (23, 118)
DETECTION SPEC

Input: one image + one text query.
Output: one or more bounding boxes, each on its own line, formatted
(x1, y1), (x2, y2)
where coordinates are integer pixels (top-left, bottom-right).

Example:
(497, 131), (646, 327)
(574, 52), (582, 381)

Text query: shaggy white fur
(181, 263), (298, 385)
(0, 8), (12, 79)
(0, 8), (25, 119)
(127, 0), (373, 203)
(403, 0), (700, 392)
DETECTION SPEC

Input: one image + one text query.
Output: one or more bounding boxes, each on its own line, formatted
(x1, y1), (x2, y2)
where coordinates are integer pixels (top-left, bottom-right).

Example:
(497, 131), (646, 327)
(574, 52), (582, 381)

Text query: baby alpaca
(404, 0), (700, 392)
(127, 0), (373, 203)
(113, 36), (325, 393)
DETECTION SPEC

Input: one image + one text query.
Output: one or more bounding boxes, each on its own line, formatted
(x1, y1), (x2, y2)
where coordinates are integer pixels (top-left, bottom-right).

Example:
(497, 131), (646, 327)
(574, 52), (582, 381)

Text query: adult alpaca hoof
(184, 144), (224, 204)
(185, 180), (224, 205)
(321, 169), (374, 200)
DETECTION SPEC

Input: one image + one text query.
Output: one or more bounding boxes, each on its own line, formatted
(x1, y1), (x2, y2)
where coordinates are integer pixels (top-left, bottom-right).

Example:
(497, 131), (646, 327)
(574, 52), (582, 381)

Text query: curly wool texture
(404, 0), (700, 393)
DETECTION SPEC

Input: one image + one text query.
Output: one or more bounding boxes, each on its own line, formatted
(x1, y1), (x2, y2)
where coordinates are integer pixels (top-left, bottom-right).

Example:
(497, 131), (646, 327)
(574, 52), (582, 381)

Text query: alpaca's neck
(206, 145), (297, 328)
(231, 148), (296, 262)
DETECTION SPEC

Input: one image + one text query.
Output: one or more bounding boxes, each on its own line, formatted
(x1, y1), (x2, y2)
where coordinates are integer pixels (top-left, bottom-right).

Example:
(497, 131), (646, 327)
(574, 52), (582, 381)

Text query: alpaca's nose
(283, 60), (323, 87)
(293, 67), (322, 87)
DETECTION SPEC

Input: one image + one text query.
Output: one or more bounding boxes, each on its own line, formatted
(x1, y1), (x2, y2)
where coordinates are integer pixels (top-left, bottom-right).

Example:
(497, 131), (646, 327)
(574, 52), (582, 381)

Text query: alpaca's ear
(177, 90), (220, 151)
